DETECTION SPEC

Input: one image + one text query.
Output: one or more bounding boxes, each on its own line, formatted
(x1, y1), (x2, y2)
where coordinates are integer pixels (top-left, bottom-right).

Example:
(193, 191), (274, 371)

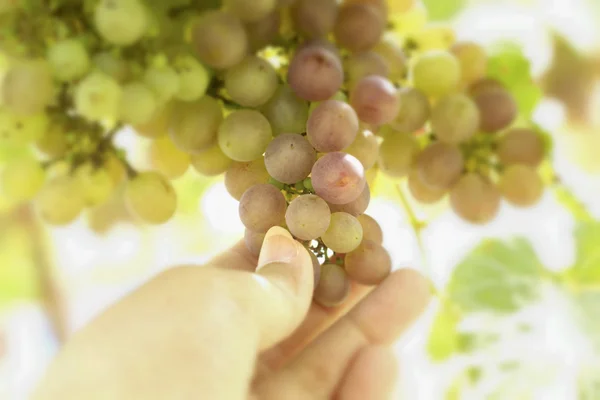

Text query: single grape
(467, 78), (504, 97)
(223, 0), (276, 22)
(173, 55), (211, 102)
(472, 86), (517, 133)
(386, 0), (414, 13)
(309, 251), (322, 288)
(391, 87), (430, 133)
(307, 100), (359, 152)
(36, 123), (67, 158)
(2, 60), (54, 115)
(308, 91), (348, 116)
(496, 128), (545, 167)
(329, 184), (370, 216)
(378, 132), (419, 178)
(244, 229), (266, 257)
(225, 56), (278, 107)
(345, 51), (389, 89)
(407, 169), (446, 204)
(36, 176), (84, 226)
(412, 50), (461, 97)
(190, 143), (233, 177)
(245, 11), (281, 51)
(345, 240), (391, 285)
(1, 158), (45, 202)
(264, 133), (316, 184)
(94, 0), (148, 45)
(218, 110), (272, 162)
(416, 142), (464, 190)
(0, 110), (49, 145)
(261, 84), (310, 136)
(125, 171), (177, 224)
(134, 103), (172, 139)
(144, 64), (180, 104)
(431, 93), (480, 144)
(119, 82), (158, 125)
(149, 136), (191, 179)
(74, 72), (122, 122)
(170, 97), (223, 153)
(451, 41), (487, 86)
(192, 10), (248, 69)
(239, 184), (286, 232)
(47, 39), (90, 82)
(93, 51), (131, 83)
(350, 75), (400, 126)
(286, 194), (331, 240)
(373, 34), (407, 82)
(311, 152), (366, 205)
(334, 3), (385, 52)
(321, 212), (363, 253)
(357, 214), (383, 244)
(103, 154), (127, 186)
(314, 264), (350, 307)
(75, 164), (115, 207)
(499, 164), (544, 207)
(288, 45), (344, 102)
(291, 0), (338, 39)
(344, 127), (379, 170)
(224, 160), (270, 200)
(450, 173), (501, 224)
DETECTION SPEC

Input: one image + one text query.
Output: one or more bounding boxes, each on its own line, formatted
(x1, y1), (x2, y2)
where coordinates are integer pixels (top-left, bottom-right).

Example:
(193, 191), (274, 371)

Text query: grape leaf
(422, 0), (466, 21)
(567, 222), (600, 285)
(447, 238), (544, 313)
(487, 42), (543, 119)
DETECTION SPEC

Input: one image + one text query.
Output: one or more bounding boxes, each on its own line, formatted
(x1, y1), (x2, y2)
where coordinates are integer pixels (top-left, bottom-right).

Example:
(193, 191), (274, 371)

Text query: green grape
(144, 64), (180, 104)
(134, 103), (172, 139)
(373, 34), (407, 82)
(321, 212), (363, 253)
(94, 0), (148, 46)
(345, 51), (389, 89)
(407, 169), (446, 204)
(173, 55), (211, 102)
(496, 128), (545, 167)
(244, 229), (266, 257)
(224, 160), (270, 200)
(75, 164), (115, 207)
(218, 109), (272, 162)
(416, 142), (464, 190)
(93, 52), (131, 83)
(344, 127), (379, 170)
(2, 60), (54, 115)
(119, 82), (158, 125)
(471, 84), (517, 133)
(314, 264), (350, 307)
(291, 0), (337, 39)
(170, 97), (223, 153)
(35, 123), (67, 158)
(264, 133), (316, 184)
(190, 143), (233, 177)
(0, 0), (17, 13)
(192, 10), (248, 69)
(378, 132), (419, 178)
(125, 171), (177, 224)
(239, 183), (286, 232)
(431, 93), (480, 144)
(349, 75), (400, 126)
(149, 136), (191, 179)
(47, 39), (90, 82)
(74, 72), (122, 122)
(223, 0), (276, 22)
(450, 173), (500, 224)
(307, 100), (359, 152)
(245, 10), (281, 51)
(329, 183), (370, 216)
(1, 158), (46, 202)
(308, 91), (347, 115)
(224, 56), (278, 107)
(261, 84), (309, 136)
(0, 110), (49, 145)
(36, 176), (84, 226)
(345, 240), (391, 285)
(334, 3), (385, 52)
(285, 194), (331, 240)
(412, 50), (461, 97)
(499, 164), (544, 207)
(391, 87), (430, 133)
(103, 154), (127, 186)
(450, 41), (487, 87)
(357, 213), (383, 244)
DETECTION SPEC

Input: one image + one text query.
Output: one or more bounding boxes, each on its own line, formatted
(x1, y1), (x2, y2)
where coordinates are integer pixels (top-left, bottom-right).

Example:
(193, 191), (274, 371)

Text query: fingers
(335, 346), (399, 400)
(255, 268), (431, 399)
(210, 240), (258, 271)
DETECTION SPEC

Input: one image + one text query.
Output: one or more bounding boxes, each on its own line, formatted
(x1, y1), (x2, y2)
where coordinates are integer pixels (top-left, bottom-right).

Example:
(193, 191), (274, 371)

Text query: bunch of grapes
(0, 0), (547, 306)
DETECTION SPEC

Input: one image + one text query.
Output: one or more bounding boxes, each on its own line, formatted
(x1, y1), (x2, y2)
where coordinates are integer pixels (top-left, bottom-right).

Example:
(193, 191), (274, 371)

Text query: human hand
(33, 226), (432, 400)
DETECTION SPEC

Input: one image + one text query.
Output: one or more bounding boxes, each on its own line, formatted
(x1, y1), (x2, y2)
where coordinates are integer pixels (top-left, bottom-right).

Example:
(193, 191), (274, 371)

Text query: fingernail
(257, 227), (299, 271)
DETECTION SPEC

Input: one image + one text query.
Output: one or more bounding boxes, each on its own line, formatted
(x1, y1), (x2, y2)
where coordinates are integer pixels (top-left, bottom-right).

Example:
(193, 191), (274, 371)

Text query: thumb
(250, 226), (315, 350)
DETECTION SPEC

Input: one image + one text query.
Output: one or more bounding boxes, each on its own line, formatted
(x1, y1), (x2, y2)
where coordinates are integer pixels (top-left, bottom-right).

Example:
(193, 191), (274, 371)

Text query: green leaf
(422, 0), (466, 21)
(447, 238), (544, 313)
(487, 42), (543, 119)
(568, 222), (600, 285)
(427, 300), (461, 361)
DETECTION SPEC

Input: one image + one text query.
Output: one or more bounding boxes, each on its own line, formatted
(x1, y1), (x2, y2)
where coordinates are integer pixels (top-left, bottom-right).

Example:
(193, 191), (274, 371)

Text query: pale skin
(32, 226), (432, 400)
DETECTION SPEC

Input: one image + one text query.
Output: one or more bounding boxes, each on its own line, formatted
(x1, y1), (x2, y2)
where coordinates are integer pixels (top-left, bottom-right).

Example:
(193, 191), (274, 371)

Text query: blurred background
(1, 0), (600, 399)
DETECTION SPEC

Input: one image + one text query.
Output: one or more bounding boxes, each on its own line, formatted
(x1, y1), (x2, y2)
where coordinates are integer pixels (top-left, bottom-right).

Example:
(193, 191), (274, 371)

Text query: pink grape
(311, 152), (366, 205)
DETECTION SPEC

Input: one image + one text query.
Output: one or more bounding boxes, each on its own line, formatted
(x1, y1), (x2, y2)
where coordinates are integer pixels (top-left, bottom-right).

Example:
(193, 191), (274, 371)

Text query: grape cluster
(0, 0), (547, 305)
